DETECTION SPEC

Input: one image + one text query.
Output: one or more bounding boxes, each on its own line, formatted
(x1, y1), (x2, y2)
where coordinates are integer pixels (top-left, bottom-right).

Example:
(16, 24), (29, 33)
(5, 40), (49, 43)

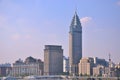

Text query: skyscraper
(69, 12), (82, 75)
(44, 45), (63, 75)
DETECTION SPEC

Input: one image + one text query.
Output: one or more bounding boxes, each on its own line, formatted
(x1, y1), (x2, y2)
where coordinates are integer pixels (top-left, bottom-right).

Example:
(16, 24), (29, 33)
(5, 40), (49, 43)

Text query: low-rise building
(94, 57), (108, 67)
(93, 65), (104, 76)
(0, 63), (11, 76)
(115, 63), (120, 68)
(102, 67), (115, 77)
(11, 56), (44, 77)
(63, 56), (69, 73)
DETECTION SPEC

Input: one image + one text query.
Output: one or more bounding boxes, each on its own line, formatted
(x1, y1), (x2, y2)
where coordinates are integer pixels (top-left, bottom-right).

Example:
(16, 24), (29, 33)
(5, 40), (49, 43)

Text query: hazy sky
(0, 0), (120, 64)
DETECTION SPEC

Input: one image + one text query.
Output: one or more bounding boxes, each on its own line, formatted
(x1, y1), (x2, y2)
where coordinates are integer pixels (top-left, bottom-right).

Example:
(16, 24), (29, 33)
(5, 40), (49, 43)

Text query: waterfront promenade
(1, 75), (119, 80)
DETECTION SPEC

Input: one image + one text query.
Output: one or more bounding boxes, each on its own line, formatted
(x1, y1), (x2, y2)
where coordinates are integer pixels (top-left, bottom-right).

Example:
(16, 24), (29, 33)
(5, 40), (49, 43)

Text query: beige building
(44, 45), (63, 75)
(11, 57), (44, 77)
(78, 57), (94, 76)
(93, 65), (104, 76)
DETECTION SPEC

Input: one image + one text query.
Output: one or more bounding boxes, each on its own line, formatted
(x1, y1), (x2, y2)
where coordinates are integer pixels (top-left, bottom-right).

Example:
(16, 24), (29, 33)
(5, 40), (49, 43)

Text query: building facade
(115, 63), (120, 68)
(63, 56), (69, 73)
(44, 45), (63, 75)
(0, 63), (11, 76)
(11, 57), (44, 77)
(93, 65), (104, 76)
(94, 57), (108, 67)
(69, 12), (82, 75)
(78, 57), (94, 76)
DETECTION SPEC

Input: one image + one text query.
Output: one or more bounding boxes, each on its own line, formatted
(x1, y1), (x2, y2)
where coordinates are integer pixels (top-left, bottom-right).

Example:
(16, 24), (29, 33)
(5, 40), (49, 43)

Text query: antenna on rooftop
(109, 53), (111, 62)
(75, 0), (78, 12)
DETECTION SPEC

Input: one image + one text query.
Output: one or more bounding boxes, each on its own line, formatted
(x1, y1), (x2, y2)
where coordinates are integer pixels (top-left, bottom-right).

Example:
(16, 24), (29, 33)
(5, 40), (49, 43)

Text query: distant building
(63, 56), (69, 73)
(93, 57), (109, 76)
(44, 45), (63, 75)
(115, 63), (120, 68)
(115, 63), (120, 77)
(102, 67), (115, 77)
(103, 54), (115, 77)
(0, 63), (11, 76)
(93, 56), (116, 77)
(93, 65), (104, 76)
(69, 12), (82, 75)
(94, 57), (108, 67)
(78, 57), (94, 76)
(11, 56), (44, 77)
(93, 54), (115, 77)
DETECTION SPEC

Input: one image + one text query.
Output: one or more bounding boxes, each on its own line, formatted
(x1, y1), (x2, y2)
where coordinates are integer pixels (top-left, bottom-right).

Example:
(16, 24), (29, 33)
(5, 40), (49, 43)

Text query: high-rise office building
(44, 45), (63, 75)
(69, 12), (82, 75)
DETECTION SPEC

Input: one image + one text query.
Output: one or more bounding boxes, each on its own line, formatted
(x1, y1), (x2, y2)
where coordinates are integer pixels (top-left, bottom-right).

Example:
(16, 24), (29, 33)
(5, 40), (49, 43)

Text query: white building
(63, 56), (69, 73)
(11, 56), (44, 77)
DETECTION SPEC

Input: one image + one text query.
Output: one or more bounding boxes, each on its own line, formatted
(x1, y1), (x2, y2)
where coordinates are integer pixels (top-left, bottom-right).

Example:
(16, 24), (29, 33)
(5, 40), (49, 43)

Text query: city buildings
(102, 67), (116, 77)
(93, 57), (109, 76)
(69, 12), (82, 75)
(115, 63), (120, 77)
(44, 45), (63, 75)
(0, 63), (11, 77)
(63, 56), (69, 73)
(94, 57), (108, 67)
(0, 9), (119, 79)
(10, 56), (44, 77)
(93, 55), (117, 77)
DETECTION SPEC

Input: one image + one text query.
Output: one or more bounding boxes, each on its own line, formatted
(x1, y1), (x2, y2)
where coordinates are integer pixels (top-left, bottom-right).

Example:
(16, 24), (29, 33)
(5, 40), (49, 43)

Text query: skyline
(0, 0), (120, 63)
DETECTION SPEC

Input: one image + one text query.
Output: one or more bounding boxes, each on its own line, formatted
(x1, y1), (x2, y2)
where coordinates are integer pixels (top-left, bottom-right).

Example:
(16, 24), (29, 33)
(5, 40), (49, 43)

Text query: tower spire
(70, 11), (81, 26)
(75, 0), (78, 14)
(109, 53), (111, 62)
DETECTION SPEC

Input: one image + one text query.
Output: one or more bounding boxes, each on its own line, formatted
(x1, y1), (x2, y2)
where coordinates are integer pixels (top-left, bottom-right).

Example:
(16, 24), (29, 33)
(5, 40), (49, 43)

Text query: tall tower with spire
(69, 12), (82, 75)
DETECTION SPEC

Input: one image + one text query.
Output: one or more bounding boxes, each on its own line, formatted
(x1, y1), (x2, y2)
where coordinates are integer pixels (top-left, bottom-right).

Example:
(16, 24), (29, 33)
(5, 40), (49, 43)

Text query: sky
(0, 0), (120, 64)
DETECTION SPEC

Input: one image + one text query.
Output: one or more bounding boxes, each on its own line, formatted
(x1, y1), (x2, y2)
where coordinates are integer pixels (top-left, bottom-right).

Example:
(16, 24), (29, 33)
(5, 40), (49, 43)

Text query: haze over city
(0, 0), (120, 63)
